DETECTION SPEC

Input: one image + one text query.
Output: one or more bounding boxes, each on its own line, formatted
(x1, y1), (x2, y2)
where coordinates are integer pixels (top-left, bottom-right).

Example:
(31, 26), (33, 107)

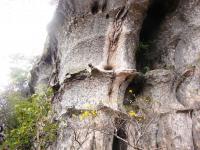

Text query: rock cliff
(30, 0), (200, 149)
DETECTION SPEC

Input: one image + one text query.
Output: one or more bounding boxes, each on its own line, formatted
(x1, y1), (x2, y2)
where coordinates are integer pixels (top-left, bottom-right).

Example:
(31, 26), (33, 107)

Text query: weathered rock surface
(30, 0), (200, 149)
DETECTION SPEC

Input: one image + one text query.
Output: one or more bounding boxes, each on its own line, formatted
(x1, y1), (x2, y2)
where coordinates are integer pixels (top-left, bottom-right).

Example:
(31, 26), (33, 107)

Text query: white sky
(0, 0), (56, 90)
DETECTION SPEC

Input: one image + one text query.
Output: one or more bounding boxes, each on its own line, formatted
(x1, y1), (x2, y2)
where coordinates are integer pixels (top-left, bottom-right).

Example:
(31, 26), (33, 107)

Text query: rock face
(30, 0), (200, 149)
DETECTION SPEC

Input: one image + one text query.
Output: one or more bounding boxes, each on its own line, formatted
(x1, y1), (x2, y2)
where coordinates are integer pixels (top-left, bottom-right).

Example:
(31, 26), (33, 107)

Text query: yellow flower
(129, 89), (133, 93)
(79, 110), (98, 121)
(83, 111), (90, 117)
(91, 110), (97, 116)
(80, 111), (90, 121)
(129, 111), (137, 117)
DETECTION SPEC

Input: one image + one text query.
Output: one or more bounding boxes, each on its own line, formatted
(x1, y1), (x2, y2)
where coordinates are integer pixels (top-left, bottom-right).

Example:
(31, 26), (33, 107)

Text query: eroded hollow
(104, 65), (113, 70)
(112, 119), (127, 150)
(123, 74), (146, 105)
(136, 0), (180, 72)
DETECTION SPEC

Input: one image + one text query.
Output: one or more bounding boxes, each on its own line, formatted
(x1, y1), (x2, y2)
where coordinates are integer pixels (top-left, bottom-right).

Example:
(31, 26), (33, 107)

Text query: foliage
(1, 88), (58, 150)
(0, 91), (24, 130)
(138, 42), (150, 50)
(124, 88), (151, 122)
(0, 54), (39, 130)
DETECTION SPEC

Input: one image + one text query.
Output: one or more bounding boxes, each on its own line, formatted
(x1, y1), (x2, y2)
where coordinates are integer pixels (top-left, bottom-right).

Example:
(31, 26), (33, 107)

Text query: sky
(0, 0), (56, 90)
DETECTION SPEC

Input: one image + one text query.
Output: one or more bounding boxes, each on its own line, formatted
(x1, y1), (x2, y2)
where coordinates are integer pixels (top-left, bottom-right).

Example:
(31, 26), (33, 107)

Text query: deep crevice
(91, 1), (99, 15)
(112, 119), (127, 150)
(136, 0), (180, 72)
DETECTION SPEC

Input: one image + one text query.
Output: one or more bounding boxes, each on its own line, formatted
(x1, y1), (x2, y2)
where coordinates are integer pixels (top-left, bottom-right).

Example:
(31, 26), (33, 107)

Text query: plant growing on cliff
(1, 88), (58, 150)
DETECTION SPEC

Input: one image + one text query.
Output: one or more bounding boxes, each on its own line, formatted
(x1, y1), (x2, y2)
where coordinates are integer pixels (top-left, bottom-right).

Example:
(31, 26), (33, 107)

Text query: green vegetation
(1, 88), (58, 150)
(0, 54), (58, 150)
(124, 88), (154, 122)
(138, 42), (150, 50)
(0, 54), (33, 135)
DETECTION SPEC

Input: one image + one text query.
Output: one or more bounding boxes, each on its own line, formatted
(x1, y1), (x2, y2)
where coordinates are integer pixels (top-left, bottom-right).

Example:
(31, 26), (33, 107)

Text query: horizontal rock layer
(30, 0), (200, 149)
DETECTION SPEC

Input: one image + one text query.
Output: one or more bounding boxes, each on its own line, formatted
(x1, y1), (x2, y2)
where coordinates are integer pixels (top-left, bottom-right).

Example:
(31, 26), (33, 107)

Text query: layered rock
(30, 0), (200, 149)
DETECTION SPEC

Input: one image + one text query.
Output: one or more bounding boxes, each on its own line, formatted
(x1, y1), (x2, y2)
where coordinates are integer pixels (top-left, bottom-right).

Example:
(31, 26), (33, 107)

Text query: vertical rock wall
(134, 0), (200, 149)
(30, 0), (200, 149)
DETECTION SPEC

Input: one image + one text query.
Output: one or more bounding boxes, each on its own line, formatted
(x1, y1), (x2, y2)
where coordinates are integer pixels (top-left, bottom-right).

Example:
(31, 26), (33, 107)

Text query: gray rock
(30, 0), (200, 149)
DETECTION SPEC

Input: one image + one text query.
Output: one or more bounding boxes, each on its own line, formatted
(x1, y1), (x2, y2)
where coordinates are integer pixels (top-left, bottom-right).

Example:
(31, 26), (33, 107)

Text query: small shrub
(2, 88), (58, 150)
